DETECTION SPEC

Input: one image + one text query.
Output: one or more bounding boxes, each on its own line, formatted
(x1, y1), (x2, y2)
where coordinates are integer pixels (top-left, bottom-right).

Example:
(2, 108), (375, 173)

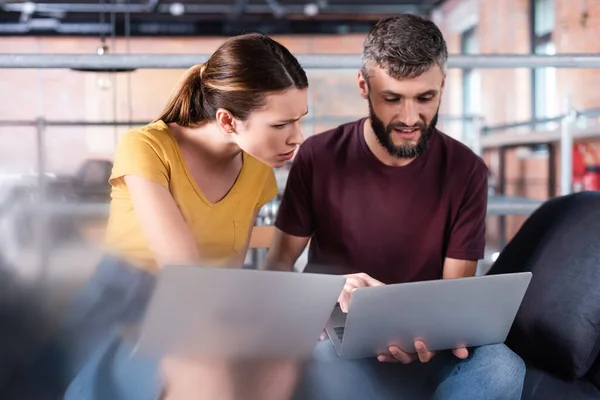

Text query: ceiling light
(169, 2), (185, 16)
(303, 3), (319, 17)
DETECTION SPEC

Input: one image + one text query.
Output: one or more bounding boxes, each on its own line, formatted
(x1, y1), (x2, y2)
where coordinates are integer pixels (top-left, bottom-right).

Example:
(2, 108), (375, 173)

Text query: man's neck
(362, 118), (416, 167)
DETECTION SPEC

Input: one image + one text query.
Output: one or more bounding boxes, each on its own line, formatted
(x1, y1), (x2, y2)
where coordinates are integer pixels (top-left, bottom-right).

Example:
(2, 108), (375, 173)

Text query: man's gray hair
(362, 14), (448, 80)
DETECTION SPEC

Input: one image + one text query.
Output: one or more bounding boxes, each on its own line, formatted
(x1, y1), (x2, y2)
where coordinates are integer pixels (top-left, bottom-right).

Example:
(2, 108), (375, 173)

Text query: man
(265, 14), (526, 400)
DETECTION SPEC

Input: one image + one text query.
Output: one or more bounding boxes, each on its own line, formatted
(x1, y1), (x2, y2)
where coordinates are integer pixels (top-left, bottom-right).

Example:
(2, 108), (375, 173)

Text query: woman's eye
(273, 123), (288, 129)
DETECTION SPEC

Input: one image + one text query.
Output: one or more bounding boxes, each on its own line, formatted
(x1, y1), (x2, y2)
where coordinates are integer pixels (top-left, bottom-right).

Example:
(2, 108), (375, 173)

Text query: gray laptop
(325, 272), (532, 360)
(132, 266), (346, 361)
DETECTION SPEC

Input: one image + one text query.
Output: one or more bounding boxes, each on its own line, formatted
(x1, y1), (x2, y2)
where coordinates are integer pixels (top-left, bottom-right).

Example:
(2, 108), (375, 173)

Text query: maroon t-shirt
(274, 118), (489, 284)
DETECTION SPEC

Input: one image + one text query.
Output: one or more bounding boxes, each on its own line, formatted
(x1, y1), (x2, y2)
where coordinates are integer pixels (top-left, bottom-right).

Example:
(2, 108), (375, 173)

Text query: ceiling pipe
(1, 2), (422, 15)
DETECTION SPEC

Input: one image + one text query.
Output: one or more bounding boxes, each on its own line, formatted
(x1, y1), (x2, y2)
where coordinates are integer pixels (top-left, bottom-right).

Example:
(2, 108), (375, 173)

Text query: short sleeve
(109, 130), (169, 188)
(256, 168), (279, 211)
(445, 161), (489, 261)
(274, 144), (315, 237)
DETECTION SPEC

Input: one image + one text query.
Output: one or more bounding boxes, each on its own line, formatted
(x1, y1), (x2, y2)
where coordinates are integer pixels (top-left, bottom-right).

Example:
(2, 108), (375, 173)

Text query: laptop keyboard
(334, 326), (345, 342)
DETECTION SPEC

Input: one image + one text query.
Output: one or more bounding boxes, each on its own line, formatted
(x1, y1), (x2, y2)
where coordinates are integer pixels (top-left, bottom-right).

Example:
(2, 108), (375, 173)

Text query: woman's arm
(125, 175), (201, 266)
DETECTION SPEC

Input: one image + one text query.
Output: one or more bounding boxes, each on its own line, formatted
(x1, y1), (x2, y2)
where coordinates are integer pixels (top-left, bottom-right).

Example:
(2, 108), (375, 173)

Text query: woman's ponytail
(156, 63), (206, 127)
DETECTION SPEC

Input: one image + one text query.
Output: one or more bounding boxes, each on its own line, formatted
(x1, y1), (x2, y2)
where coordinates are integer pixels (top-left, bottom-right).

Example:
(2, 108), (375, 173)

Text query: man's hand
(319, 272), (384, 340)
(338, 273), (385, 313)
(377, 340), (469, 364)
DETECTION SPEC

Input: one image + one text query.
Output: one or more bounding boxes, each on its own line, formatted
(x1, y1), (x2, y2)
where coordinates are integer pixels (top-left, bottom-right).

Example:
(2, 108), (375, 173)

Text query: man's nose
(400, 101), (419, 127)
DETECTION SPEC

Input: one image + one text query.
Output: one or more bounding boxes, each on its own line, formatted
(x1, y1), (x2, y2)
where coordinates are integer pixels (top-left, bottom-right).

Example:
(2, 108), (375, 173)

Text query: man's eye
(273, 123), (288, 129)
(418, 97), (434, 103)
(384, 98), (400, 103)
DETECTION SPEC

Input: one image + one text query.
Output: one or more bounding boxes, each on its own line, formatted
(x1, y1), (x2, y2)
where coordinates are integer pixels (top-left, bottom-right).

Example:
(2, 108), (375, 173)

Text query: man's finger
(339, 280), (360, 312)
(338, 292), (351, 313)
(344, 276), (366, 289)
(388, 346), (415, 364)
(452, 347), (469, 359)
(338, 297), (349, 313)
(377, 354), (398, 363)
(356, 272), (385, 287)
(414, 341), (434, 363)
(337, 285), (353, 312)
(343, 282), (359, 294)
(339, 273), (385, 313)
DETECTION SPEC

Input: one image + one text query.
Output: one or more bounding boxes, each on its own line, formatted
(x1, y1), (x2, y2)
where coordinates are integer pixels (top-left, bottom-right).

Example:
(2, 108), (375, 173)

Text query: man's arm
(264, 142), (315, 271)
(443, 258), (478, 279)
(264, 228), (310, 271)
(443, 160), (489, 275)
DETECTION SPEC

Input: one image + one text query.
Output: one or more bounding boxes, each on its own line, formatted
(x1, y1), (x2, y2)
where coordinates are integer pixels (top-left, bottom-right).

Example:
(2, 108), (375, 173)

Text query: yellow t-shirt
(104, 120), (278, 272)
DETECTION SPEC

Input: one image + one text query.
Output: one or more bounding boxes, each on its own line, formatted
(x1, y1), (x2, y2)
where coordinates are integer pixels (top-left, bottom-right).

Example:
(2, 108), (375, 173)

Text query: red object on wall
(572, 144), (600, 192)
(583, 166), (600, 191)
(572, 145), (587, 192)
(573, 145), (587, 177)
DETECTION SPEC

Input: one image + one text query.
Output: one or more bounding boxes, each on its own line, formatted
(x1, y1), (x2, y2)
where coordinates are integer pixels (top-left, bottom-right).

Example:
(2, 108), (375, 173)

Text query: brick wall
(0, 35), (368, 175)
(438, 0), (600, 245)
(555, 0), (600, 110)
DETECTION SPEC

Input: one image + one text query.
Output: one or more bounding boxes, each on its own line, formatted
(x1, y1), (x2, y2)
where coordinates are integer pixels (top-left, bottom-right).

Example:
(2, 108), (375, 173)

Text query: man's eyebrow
(417, 89), (439, 97)
(380, 89), (439, 97)
(276, 109), (309, 124)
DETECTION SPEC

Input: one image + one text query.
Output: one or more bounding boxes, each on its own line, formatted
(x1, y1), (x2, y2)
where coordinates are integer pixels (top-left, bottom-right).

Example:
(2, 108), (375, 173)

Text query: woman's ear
(215, 108), (236, 134)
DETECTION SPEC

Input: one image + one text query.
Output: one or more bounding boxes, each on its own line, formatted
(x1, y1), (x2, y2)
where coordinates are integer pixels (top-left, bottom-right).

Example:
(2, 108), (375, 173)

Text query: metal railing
(1, 53), (600, 70)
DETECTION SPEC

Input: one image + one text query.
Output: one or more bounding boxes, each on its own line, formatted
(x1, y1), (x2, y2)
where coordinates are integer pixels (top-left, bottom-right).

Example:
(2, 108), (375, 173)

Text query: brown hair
(158, 33), (308, 127)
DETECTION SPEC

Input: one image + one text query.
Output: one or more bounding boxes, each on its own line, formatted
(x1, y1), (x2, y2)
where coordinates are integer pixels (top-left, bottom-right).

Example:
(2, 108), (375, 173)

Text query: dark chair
(487, 191), (600, 400)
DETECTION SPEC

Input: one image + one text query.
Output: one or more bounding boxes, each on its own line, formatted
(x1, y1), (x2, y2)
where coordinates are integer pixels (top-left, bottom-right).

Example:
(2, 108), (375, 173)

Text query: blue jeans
(65, 331), (525, 400)
(295, 339), (526, 400)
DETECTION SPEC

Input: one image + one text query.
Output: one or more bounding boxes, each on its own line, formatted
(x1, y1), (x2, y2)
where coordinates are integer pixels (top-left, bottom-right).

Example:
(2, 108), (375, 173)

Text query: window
(531, 0), (557, 122)
(533, 0), (555, 37)
(461, 26), (480, 145)
(533, 41), (557, 120)
(461, 27), (480, 116)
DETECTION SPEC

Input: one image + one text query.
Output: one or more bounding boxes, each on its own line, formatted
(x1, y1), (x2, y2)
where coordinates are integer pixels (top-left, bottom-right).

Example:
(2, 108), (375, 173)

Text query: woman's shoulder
(110, 120), (175, 186)
(115, 121), (180, 165)
(119, 120), (173, 148)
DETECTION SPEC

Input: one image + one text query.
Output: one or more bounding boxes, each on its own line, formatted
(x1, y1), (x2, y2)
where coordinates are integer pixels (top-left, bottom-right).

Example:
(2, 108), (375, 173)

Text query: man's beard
(368, 98), (438, 159)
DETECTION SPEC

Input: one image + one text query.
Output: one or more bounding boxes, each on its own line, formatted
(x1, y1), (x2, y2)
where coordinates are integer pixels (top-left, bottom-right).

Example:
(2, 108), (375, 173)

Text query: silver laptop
(132, 266), (346, 361)
(325, 272), (532, 360)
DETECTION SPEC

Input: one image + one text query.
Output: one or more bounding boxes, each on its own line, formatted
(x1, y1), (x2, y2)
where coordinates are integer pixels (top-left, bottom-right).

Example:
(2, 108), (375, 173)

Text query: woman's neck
(168, 121), (241, 164)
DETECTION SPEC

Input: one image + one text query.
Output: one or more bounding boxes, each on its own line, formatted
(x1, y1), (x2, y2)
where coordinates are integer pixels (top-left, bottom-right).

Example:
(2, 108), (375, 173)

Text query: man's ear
(358, 69), (370, 100)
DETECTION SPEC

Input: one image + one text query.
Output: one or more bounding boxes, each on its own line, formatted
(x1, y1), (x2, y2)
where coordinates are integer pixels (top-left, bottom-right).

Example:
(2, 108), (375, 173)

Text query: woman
(107, 33), (307, 271)
(13, 32), (309, 400)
